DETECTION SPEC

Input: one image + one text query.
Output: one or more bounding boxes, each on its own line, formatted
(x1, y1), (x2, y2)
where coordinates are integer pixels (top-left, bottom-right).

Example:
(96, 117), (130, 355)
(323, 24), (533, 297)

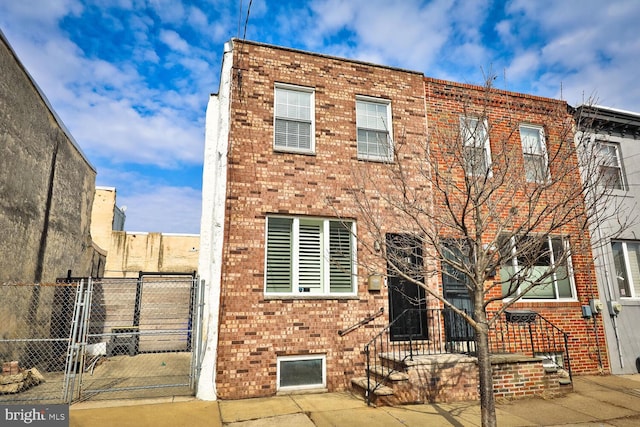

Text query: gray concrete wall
(0, 31), (102, 283)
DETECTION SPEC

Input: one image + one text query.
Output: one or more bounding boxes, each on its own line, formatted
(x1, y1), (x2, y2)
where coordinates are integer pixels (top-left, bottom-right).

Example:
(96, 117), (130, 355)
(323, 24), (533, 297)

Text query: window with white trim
(274, 85), (314, 153)
(265, 216), (356, 296)
(519, 125), (548, 182)
(461, 116), (492, 176)
(277, 355), (326, 391)
(356, 97), (393, 162)
(500, 235), (575, 300)
(612, 241), (640, 298)
(598, 141), (626, 190)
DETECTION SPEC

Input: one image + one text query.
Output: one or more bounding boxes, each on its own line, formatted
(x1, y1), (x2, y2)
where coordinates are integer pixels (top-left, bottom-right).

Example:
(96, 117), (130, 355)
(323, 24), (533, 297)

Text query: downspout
(594, 211), (624, 370)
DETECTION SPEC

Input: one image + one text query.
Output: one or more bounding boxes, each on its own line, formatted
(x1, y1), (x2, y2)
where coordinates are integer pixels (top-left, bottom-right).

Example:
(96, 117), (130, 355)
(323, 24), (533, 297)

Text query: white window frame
(612, 240), (640, 298)
(519, 124), (549, 183)
(597, 141), (626, 191)
(500, 235), (577, 301)
(264, 216), (357, 297)
(274, 83), (315, 154)
(460, 116), (492, 177)
(356, 96), (393, 162)
(277, 354), (326, 391)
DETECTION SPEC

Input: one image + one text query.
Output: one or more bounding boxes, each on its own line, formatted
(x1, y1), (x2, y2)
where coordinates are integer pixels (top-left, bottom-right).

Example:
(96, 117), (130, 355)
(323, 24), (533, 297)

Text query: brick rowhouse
(201, 39), (608, 400)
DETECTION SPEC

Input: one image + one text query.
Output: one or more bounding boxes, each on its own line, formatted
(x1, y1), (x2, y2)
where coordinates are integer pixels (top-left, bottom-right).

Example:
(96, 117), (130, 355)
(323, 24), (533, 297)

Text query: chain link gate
(0, 273), (204, 404)
(0, 283), (75, 403)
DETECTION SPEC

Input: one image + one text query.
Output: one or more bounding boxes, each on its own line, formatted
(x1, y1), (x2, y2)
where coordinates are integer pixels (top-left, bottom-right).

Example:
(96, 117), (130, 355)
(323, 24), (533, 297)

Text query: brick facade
(206, 40), (608, 400)
(424, 78), (609, 376)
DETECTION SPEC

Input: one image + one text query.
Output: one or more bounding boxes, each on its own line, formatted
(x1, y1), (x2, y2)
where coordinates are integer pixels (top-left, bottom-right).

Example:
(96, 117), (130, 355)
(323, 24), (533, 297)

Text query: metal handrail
(361, 307), (572, 405)
(363, 309), (442, 405)
(491, 310), (572, 381)
(338, 307), (384, 336)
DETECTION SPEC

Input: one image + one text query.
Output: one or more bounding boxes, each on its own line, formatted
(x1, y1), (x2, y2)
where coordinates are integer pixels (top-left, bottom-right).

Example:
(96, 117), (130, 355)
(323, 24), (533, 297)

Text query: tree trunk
(476, 314), (497, 427)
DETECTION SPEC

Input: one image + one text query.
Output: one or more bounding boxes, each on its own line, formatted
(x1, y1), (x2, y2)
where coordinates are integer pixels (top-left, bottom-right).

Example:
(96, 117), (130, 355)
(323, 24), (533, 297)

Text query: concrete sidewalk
(70, 374), (640, 426)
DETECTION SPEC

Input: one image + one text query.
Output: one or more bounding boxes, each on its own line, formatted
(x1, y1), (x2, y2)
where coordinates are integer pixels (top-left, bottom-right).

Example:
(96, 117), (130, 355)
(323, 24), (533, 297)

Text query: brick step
(351, 376), (394, 396)
(367, 366), (409, 382)
(543, 365), (572, 386)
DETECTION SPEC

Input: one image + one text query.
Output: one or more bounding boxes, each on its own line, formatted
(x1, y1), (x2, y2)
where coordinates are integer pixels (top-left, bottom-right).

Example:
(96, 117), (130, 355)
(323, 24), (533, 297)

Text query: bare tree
(340, 80), (629, 427)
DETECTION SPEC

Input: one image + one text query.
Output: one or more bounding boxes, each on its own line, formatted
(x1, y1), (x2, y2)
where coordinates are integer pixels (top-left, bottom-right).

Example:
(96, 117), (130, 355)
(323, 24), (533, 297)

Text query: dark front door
(441, 243), (475, 352)
(386, 233), (428, 341)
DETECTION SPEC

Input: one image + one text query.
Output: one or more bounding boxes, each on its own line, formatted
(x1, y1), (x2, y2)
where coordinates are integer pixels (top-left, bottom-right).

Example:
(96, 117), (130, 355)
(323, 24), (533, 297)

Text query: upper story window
(500, 235), (576, 300)
(265, 216), (356, 296)
(519, 125), (549, 183)
(274, 84), (314, 154)
(461, 116), (492, 176)
(598, 141), (626, 190)
(356, 97), (393, 162)
(612, 241), (640, 298)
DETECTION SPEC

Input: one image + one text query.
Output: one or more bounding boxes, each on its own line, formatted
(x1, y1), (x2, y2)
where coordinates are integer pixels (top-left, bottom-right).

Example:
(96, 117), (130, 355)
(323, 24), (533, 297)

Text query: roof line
(0, 28), (95, 172)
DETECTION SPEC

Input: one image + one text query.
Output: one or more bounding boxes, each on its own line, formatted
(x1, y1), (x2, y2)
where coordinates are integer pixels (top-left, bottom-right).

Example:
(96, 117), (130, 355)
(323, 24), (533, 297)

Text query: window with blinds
(265, 217), (356, 296)
(274, 85), (314, 153)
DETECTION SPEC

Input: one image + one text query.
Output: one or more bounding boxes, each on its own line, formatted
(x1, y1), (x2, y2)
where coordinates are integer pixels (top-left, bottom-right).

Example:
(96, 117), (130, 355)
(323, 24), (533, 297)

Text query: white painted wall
(196, 41), (234, 400)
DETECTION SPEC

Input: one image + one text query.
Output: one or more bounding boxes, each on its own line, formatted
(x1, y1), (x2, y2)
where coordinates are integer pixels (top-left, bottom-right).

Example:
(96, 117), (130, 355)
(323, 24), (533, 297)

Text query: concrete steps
(352, 353), (572, 406)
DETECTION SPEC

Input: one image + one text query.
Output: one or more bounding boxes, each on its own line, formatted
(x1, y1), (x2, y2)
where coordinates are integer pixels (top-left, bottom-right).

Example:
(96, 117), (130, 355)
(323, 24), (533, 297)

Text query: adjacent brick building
(198, 39), (608, 401)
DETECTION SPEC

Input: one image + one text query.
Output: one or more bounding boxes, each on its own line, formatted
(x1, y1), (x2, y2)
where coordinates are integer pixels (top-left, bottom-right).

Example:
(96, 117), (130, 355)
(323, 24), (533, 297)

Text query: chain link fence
(0, 274), (203, 404)
(0, 283), (74, 403)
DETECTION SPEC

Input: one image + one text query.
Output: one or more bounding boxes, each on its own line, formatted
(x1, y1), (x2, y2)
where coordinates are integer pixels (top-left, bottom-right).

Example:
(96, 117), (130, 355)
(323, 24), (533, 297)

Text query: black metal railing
(490, 310), (572, 380)
(363, 308), (451, 405)
(362, 308), (571, 405)
(339, 307), (384, 336)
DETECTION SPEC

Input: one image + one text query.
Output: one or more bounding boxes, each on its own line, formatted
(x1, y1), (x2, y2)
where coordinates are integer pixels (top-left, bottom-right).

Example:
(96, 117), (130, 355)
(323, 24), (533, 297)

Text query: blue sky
(1, 0), (639, 234)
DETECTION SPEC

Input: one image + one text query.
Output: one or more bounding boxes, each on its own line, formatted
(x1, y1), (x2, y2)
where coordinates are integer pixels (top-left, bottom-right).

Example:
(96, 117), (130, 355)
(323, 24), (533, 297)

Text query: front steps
(352, 353), (572, 406)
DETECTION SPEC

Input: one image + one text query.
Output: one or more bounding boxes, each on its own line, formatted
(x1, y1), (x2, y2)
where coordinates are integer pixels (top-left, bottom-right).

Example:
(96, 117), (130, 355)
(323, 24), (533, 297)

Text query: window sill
(357, 156), (394, 163)
(276, 387), (328, 396)
(273, 147), (316, 156)
(264, 294), (358, 300)
(504, 299), (580, 308)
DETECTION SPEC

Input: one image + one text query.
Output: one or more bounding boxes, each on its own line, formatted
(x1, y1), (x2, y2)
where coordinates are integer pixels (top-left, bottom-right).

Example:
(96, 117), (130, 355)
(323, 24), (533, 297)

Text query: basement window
(277, 355), (326, 391)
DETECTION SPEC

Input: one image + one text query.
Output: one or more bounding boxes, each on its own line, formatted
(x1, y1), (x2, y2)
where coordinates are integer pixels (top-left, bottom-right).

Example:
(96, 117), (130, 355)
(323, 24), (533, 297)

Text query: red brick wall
(216, 40), (428, 399)
(213, 41), (607, 399)
(492, 360), (560, 399)
(425, 78), (609, 375)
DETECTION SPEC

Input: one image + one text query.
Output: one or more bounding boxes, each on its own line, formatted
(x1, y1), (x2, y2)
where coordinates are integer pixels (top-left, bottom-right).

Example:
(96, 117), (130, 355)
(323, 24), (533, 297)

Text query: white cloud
(159, 29), (190, 53)
(293, 0), (455, 71)
(149, 0), (186, 25)
(118, 185), (202, 234)
(3, 0), (640, 237)
(0, 0), (83, 32)
(63, 97), (203, 167)
(496, 0), (640, 111)
(504, 50), (540, 82)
